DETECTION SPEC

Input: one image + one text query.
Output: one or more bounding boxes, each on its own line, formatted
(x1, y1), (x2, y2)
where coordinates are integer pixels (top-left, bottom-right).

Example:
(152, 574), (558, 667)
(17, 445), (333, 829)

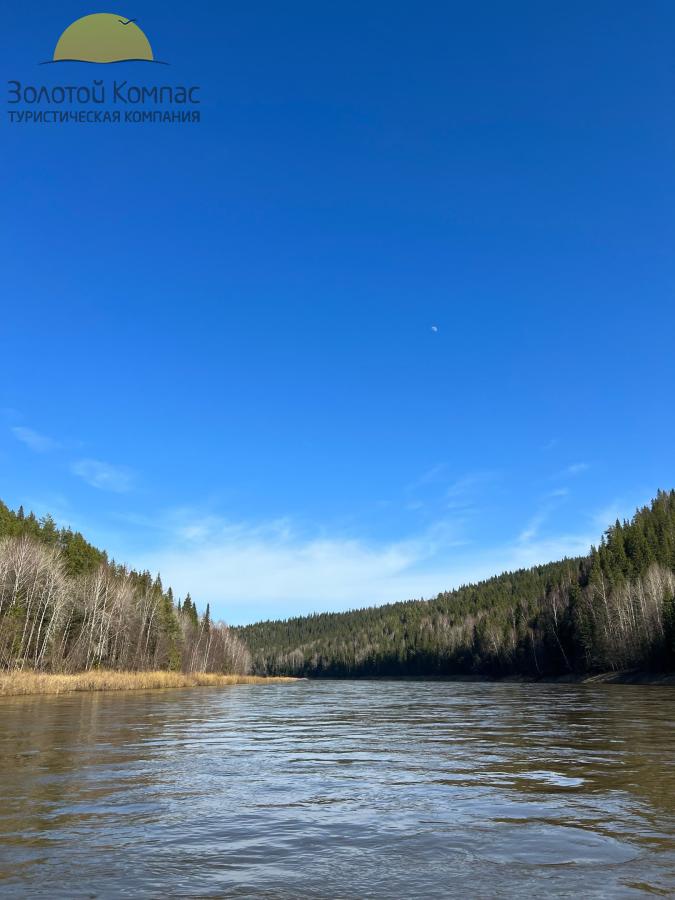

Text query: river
(0, 680), (673, 897)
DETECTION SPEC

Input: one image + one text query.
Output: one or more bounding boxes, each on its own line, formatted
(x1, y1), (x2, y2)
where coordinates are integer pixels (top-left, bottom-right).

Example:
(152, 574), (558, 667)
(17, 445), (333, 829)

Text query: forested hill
(237, 491), (675, 678)
(0, 501), (250, 674)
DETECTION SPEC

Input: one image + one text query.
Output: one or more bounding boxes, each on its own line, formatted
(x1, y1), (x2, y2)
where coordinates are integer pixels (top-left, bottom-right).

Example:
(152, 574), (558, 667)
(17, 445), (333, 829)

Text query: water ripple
(0, 681), (673, 897)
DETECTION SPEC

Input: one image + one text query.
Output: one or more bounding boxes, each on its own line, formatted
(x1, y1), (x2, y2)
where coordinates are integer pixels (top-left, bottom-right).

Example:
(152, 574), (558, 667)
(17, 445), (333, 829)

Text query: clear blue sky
(2, 2), (673, 624)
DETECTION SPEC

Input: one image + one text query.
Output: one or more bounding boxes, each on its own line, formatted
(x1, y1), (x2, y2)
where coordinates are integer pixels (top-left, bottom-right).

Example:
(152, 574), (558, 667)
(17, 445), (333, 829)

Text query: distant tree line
(0, 502), (250, 674)
(237, 491), (675, 678)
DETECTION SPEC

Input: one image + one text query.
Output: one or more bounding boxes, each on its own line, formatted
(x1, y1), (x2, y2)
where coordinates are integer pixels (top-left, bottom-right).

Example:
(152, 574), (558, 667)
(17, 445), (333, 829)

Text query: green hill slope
(237, 491), (675, 678)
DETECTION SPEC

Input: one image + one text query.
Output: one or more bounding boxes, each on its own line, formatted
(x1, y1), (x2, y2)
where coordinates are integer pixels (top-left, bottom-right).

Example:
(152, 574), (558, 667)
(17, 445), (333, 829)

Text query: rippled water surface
(0, 681), (673, 897)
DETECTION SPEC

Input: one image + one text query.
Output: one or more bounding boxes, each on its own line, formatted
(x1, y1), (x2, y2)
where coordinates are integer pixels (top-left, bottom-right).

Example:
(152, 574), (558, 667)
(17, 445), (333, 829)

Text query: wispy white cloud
(563, 462), (590, 477)
(546, 487), (569, 499)
(402, 467), (498, 518)
(11, 426), (60, 453)
(405, 463), (447, 494)
(518, 486), (571, 544)
(449, 471), (500, 496)
(138, 503), (594, 625)
(144, 529), (443, 622)
(446, 471), (499, 510)
(71, 459), (134, 493)
(518, 510), (548, 544)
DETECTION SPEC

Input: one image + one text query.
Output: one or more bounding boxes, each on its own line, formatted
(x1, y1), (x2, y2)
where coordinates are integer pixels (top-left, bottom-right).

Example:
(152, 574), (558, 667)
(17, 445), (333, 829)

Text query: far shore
(441, 671), (675, 685)
(548, 670), (675, 685)
(354, 671), (675, 685)
(0, 670), (298, 697)
(298, 671), (675, 686)
(491, 670), (674, 685)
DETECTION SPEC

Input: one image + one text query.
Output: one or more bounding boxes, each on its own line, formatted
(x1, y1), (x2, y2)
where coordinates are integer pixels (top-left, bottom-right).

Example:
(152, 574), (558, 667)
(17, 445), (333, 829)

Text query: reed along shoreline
(0, 670), (298, 697)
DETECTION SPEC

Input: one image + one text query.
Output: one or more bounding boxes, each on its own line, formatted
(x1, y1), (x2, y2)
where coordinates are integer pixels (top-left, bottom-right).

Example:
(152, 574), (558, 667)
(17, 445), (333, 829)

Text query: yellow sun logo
(52, 13), (157, 64)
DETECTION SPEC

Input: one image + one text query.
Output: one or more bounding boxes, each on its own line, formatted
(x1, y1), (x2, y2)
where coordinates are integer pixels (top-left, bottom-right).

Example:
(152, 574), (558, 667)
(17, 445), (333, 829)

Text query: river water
(0, 680), (673, 897)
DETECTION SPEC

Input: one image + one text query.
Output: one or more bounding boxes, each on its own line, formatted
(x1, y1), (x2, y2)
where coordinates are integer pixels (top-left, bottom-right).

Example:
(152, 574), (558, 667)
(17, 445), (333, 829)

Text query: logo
(48, 13), (165, 65)
(8, 12), (202, 126)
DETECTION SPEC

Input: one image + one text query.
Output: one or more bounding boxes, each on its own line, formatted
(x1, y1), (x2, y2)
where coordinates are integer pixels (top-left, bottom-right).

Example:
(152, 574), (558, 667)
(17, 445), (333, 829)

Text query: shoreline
(0, 670), (298, 697)
(547, 670), (675, 685)
(303, 670), (675, 685)
(496, 670), (674, 685)
(1, 669), (671, 697)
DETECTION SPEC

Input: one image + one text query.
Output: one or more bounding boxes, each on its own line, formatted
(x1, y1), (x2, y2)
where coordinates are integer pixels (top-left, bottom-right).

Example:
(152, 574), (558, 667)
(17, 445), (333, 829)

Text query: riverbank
(302, 670), (675, 685)
(554, 670), (675, 685)
(0, 670), (297, 697)
(457, 670), (675, 685)
(481, 670), (675, 684)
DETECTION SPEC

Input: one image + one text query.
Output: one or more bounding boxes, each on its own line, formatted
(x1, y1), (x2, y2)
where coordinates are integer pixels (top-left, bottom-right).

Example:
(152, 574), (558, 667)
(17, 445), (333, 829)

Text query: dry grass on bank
(0, 670), (296, 697)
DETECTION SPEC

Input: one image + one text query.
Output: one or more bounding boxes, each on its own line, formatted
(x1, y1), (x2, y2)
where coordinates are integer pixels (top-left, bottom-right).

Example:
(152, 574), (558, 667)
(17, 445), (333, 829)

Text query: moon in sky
(431, 325), (438, 332)
(53, 13), (154, 63)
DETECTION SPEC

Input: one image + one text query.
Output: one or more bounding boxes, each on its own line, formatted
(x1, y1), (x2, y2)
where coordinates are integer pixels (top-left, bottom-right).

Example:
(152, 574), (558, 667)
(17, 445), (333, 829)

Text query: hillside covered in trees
(237, 491), (675, 678)
(0, 502), (250, 674)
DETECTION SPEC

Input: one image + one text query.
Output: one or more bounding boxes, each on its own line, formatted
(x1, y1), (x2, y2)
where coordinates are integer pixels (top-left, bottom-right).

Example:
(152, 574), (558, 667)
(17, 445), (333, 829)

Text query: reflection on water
(0, 681), (673, 897)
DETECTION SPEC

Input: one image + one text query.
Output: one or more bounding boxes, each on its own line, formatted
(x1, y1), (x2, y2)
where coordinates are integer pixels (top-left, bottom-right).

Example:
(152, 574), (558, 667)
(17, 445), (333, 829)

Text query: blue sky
(2, 2), (673, 624)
